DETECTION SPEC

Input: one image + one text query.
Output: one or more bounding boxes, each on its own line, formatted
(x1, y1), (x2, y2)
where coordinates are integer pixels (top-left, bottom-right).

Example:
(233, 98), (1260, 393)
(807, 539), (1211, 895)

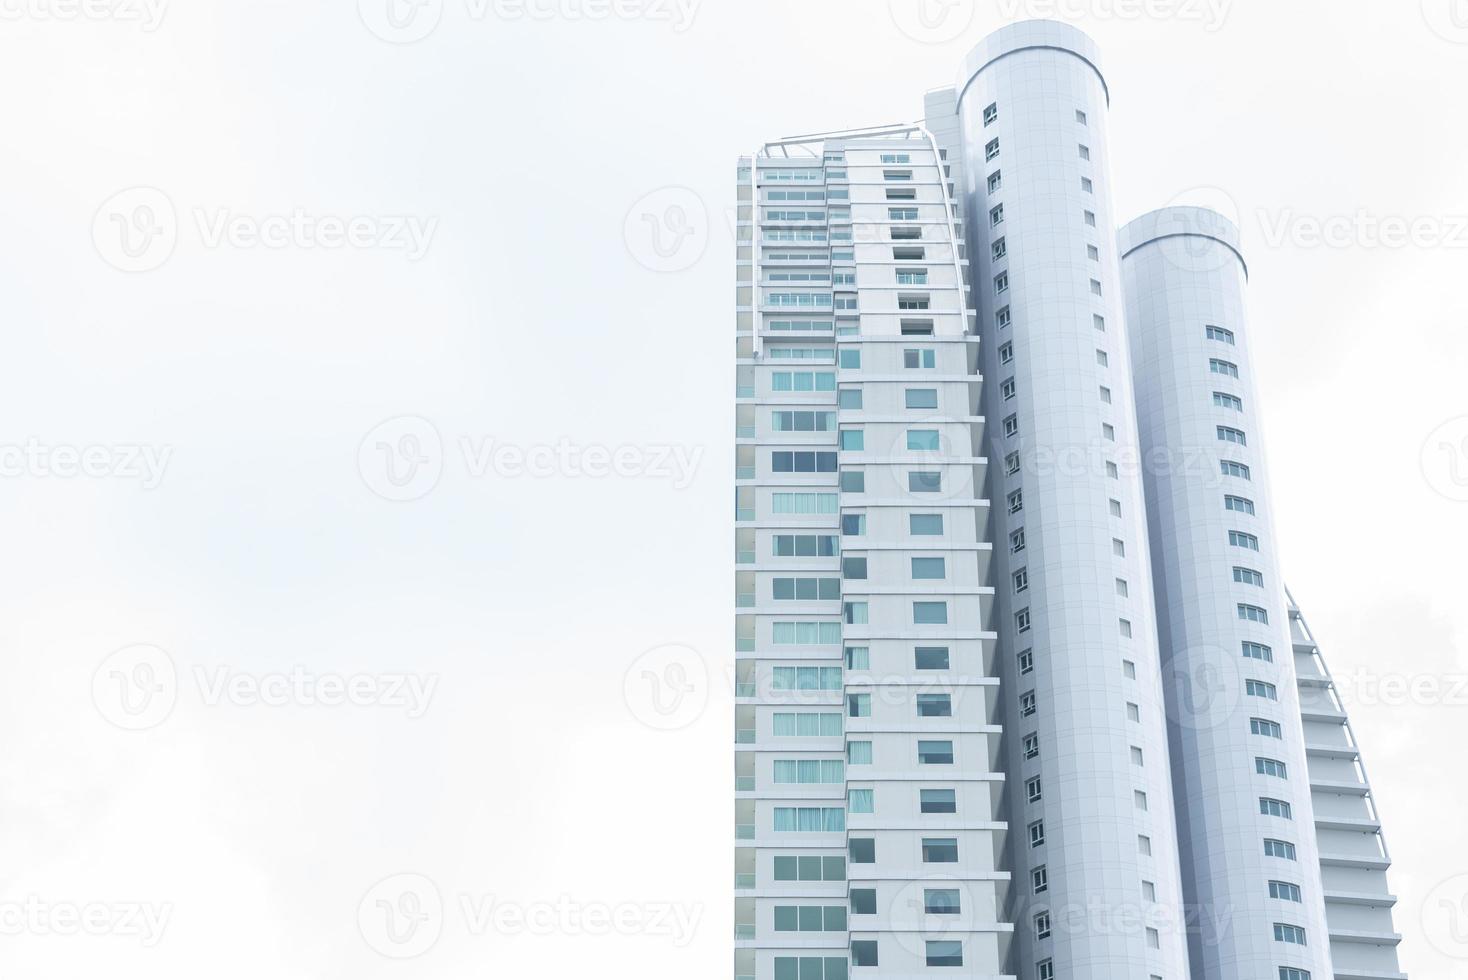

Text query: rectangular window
(992, 237), (1007, 260)
(1265, 839), (1297, 860)
(1243, 641), (1274, 662)
(914, 601), (948, 624)
(847, 789), (873, 813)
(912, 557), (946, 579)
(1260, 797), (1293, 819)
(1230, 530), (1260, 550)
(915, 646), (950, 670)
(1020, 690), (1036, 716)
(1214, 391), (1244, 411)
(846, 740), (872, 765)
(903, 348), (937, 369)
(1269, 880), (1303, 902)
(916, 693), (952, 717)
(925, 940), (963, 967)
(842, 558), (867, 580)
(1251, 717), (1283, 738)
(773, 855), (845, 881)
(918, 740), (954, 765)
(985, 138), (1000, 161)
(920, 788), (957, 814)
(990, 204), (1004, 226)
(1079, 144), (1091, 160)
(983, 102), (998, 125)
(999, 341), (1013, 364)
(922, 837), (959, 862)
(1225, 494), (1256, 515)
(838, 349), (860, 369)
(850, 941), (877, 967)
(995, 271), (1009, 294)
(841, 513), (865, 536)
(907, 429), (940, 451)
(850, 888), (876, 913)
(1273, 923), (1307, 945)
(925, 888), (960, 914)
(1257, 757), (1289, 778)
(846, 693), (870, 717)
(1279, 969), (1311, 980)
(909, 471), (942, 493)
(910, 513), (943, 535)
(988, 171), (1002, 193)
(1238, 603), (1270, 624)
(1008, 489), (1023, 513)
(1221, 460), (1252, 479)
(848, 838), (874, 864)
(772, 807), (845, 832)
(1207, 324), (1236, 344)
(1096, 349), (1109, 366)
(1023, 733), (1039, 759)
(772, 712), (842, 737)
(1210, 357), (1240, 377)
(1247, 679), (1279, 700)
(1011, 528), (1026, 553)
(1032, 866), (1048, 894)
(1218, 425), (1248, 445)
(906, 388), (938, 409)
(1016, 607), (1031, 632)
(1018, 649), (1033, 674)
(1038, 959), (1055, 980)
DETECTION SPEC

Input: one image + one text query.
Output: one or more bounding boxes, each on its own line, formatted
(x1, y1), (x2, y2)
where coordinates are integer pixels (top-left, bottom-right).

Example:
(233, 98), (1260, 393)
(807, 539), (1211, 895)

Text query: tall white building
(735, 21), (1404, 980)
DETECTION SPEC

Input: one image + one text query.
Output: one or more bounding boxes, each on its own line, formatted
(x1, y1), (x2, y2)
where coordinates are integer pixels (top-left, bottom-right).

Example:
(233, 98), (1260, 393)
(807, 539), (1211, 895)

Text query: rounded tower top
(1118, 206), (1248, 277)
(955, 20), (1107, 108)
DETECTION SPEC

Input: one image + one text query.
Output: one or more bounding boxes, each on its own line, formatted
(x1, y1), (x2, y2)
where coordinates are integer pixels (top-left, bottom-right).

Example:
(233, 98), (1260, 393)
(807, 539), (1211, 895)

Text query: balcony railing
(735, 509), (755, 522)
(736, 466), (755, 480)
(735, 776), (755, 791)
(735, 823), (755, 840)
(734, 872), (755, 888)
(735, 728), (755, 744)
(735, 638), (754, 652)
(736, 593), (755, 608)
(734, 924), (755, 939)
(735, 683), (756, 697)
(736, 425), (755, 439)
(737, 385), (755, 398)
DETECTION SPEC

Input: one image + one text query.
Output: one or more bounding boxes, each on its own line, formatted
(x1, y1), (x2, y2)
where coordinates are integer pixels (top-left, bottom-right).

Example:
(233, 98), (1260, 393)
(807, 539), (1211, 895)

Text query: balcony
(735, 728), (755, 744)
(735, 683), (755, 697)
(736, 550), (756, 564)
(735, 823), (755, 840)
(736, 592), (755, 608)
(734, 872), (755, 888)
(736, 466), (755, 480)
(735, 776), (755, 791)
(734, 924), (755, 940)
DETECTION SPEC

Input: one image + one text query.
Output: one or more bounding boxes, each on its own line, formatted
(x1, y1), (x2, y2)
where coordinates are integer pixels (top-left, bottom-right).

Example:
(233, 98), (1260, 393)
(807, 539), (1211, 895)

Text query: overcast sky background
(0, 1), (1464, 977)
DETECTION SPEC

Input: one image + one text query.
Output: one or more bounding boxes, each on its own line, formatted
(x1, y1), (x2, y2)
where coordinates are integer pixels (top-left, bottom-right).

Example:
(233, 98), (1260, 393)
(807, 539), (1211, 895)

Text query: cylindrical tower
(1120, 207), (1334, 980)
(955, 21), (1191, 979)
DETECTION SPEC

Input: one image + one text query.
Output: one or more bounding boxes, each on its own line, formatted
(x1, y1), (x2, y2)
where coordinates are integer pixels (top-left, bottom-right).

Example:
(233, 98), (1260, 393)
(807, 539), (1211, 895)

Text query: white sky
(0, 1), (1464, 977)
